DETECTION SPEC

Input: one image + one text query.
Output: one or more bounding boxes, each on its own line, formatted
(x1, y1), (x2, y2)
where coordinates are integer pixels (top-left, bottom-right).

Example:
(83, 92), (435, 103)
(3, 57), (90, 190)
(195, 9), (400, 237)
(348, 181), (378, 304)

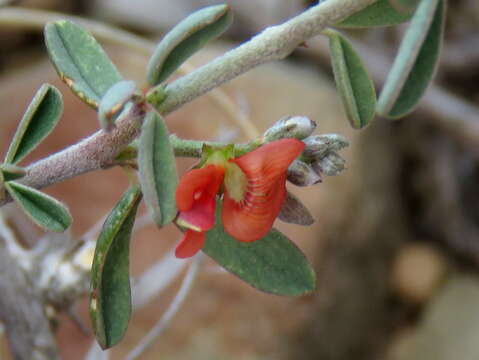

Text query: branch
(0, 0), (376, 206)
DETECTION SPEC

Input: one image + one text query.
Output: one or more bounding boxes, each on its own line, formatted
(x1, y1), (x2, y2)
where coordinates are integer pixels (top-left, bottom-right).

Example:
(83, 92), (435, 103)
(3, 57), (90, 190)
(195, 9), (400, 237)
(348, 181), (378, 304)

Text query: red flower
(175, 139), (305, 258)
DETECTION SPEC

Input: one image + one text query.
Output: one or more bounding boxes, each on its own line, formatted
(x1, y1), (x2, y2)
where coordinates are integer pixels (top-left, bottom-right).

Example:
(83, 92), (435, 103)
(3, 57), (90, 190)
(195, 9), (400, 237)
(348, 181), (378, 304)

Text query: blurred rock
(91, 0), (304, 37)
(391, 243), (448, 304)
(390, 275), (479, 360)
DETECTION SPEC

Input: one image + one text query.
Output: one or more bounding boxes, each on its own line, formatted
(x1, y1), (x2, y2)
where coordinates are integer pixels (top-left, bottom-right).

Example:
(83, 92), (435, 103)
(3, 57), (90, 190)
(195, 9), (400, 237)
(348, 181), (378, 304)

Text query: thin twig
(0, 0), (377, 206)
(126, 254), (203, 360)
(132, 246), (188, 310)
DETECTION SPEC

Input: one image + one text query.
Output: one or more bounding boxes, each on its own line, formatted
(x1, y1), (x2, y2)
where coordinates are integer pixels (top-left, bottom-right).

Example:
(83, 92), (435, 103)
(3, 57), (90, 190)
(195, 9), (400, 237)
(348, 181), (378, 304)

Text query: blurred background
(1, 0), (479, 359)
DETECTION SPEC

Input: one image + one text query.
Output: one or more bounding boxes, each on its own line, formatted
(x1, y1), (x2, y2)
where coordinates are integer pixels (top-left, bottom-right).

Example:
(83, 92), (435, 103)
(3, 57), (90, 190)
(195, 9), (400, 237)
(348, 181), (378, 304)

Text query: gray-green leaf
(146, 4), (232, 85)
(337, 0), (414, 28)
(5, 181), (72, 232)
(377, 0), (445, 118)
(4, 84), (62, 164)
(44, 20), (123, 108)
(203, 203), (316, 296)
(326, 30), (376, 129)
(98, 80), (137, 131)
(89, 185), (142, 349)
(138, 111), (178, 227)
(0, 164), (26, 182)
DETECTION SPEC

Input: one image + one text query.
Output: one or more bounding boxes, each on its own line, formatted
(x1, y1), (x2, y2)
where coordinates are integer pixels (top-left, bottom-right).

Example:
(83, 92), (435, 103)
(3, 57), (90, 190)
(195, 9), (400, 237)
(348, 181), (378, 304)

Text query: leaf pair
(2, 84), (71, 232)
(329, 0), (446, 128)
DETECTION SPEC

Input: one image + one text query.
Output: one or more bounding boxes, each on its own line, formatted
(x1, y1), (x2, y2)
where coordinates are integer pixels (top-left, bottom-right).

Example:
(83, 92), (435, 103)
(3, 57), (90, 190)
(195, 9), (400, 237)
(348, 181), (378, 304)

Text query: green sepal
(146, 4), (233, 85)
(203, 202), (316, 296)
(5, 181), (72, 232)
(337, 0), (414, 28)
(44, 20), (123, 108)
(138, 111), (178, 226)
(4, 84), (62, 164)
(326, 29), (376, 129)
(377, 0), (445, 118)
(89, 185), (142, 349)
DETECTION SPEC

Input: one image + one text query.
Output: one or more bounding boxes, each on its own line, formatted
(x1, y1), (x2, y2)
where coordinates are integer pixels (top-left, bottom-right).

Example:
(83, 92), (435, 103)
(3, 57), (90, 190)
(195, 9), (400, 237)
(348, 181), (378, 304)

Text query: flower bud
(287, 160), (322, 186)
(312, 152), (346, 176)
(263, 116), (316, 142)
(303, 134), (349, 159)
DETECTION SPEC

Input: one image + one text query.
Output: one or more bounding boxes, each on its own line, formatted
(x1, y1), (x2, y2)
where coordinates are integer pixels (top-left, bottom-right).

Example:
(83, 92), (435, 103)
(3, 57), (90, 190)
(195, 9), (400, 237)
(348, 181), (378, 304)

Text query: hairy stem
(0, 0), (376, 206)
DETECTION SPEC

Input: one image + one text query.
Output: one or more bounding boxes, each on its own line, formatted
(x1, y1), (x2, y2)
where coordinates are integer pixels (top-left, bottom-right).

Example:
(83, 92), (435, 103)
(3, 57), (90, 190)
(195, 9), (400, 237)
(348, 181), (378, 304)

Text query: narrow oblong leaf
(337, 0), (413, 28)
(0, 164), (26, 181)
(44, 20), (123, 108)
(326, 30), (376, 129)
(377, 0), (445, 118)
(98, 80), (137, 131)
(138, 111), (178, 227)
(89, 185), (142, 349)
(203, 203), (316, 296)
(5, 181), (72, 232)
(4, 84), (62, 164)
(278, 191), (314, 226)
(146, 4), (232, 85)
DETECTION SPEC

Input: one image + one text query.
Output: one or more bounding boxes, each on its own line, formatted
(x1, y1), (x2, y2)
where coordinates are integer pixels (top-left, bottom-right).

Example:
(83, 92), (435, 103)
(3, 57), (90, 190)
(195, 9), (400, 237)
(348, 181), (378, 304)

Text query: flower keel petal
(175, 230), (205, 258)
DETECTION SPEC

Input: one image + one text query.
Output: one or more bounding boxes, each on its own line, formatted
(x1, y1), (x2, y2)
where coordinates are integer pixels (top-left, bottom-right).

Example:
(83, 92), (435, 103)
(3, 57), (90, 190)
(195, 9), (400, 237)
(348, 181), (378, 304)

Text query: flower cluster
(174, 139), (305, 258)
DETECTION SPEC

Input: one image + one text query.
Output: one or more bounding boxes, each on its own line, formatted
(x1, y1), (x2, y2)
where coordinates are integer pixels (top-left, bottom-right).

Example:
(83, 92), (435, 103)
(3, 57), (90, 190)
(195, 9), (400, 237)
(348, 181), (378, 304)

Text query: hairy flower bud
(287, 160), (322, 186)
(263, 116), (316, 142)
(312, 152), (346, 176)
(303, 134), (349, 159)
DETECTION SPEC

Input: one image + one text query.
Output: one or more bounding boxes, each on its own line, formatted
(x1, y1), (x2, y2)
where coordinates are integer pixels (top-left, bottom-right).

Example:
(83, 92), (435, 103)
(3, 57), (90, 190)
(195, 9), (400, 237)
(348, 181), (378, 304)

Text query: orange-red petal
(175, 230), (205, 258)
(222, 139), (305, 242)
(176, 164), (224, 231)
(176, 164), (224, 211)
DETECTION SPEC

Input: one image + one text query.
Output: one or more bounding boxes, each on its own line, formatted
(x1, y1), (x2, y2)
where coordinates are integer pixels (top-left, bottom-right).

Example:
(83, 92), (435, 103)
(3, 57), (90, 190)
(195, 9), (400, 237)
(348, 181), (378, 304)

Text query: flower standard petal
(175, 230), (206, 258)
(222, 139), (305, 242)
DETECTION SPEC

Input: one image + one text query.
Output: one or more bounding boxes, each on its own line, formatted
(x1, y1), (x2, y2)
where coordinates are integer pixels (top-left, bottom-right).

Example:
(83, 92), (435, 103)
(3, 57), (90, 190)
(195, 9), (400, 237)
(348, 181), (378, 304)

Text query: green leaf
(337, 0), (413, 28)
(203, 203), (316, 296)
(89, 185), (142, 349)
(138, 111), (178, 227)
(377, 0), (445, 118)
(4, 84), (62, 164)
(5, 181), (72, 232)
(98, 80), (137, 131)
(146, 4), (232, 85)
(44, 20), (123, 108)
(326, 30), (376, 129)
(0, 164), (26, 181)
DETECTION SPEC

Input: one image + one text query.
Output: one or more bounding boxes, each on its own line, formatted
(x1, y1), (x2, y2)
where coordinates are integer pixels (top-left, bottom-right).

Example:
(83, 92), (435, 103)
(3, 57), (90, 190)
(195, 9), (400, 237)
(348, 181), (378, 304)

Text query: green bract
(146, 4), (233, 85)
(90, 185), (142, 349)
(44, 20), (123, 108)
(4, 84), (62, 165)
(326, 30), (376, 129)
